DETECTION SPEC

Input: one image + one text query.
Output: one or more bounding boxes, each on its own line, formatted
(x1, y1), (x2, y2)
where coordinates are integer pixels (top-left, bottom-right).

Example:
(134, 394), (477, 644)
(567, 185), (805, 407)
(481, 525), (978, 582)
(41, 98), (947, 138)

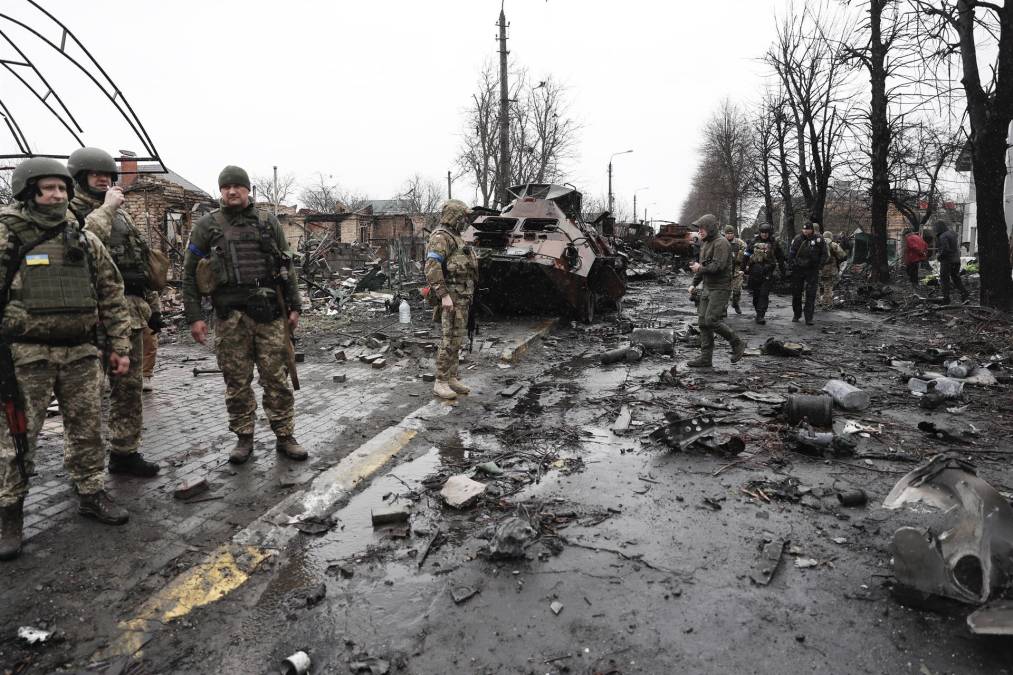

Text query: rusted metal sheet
(463, 184), (626, 322)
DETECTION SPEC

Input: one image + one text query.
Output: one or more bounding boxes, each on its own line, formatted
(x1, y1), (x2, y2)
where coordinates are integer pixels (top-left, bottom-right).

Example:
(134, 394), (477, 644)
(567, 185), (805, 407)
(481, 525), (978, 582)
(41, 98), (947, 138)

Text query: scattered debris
(173, 478), (209, 501)
(280, 650), (311, 675)
(499, 383), (525, 398)
(440, 475), (487, 508)
(883, 454), (1013, 605)
(550, 600), (564, 615)
(17, 626), (51, 644)
(475, 462), (503, 476)
(293, 515), (335, 536)
(967, 601), (1013, 635)
(917, 420), (978, 444)
(332, 374), (347, 383)
(610, 405), (632, 432)
(822, 379), (871, 411)
(749, 539), (787, 585)
(650, 414), (718, 451)
(630, 328), (675, 354)
(371, 505), (411, 526)
(488, 517), (538, 559)
(739, 391), (786, 404)
(836, 488), (868, 507)
(761, 338), (810, 357)
(783, 395), (833, 427)
(794, 557), (819, 569)
(451, 586), (479, 604)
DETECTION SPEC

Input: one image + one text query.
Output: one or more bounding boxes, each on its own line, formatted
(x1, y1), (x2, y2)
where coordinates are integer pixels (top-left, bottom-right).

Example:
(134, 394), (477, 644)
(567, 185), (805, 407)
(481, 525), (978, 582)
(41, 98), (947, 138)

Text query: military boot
(448, 378), (470, 395)
(276, 436), (307, 461)
(433, 380), (457, 400)
(108, 452), (160, 478)
(78, 490), (129, 525)
(755, 314), (766, 325)
(732, 299), (742, 314)
(730, 338), (747, 364)
(0, 499), (24, 561)
(686, 352), (713, 368)
(229, 434), (254, 465)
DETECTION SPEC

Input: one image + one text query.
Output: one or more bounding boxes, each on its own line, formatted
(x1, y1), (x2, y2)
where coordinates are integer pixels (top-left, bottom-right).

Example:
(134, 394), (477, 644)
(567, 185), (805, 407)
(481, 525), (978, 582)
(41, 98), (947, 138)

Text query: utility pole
(272, 165), (278, 215)
(607, 149), (633, 218)
(497, 4), (510, 208)
(447, 170), (452, 199)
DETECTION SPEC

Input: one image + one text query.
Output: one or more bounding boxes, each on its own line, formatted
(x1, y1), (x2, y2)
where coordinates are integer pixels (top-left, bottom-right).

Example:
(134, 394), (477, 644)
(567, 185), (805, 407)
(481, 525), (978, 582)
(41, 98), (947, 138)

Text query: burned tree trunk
(868, 0), (892, 282)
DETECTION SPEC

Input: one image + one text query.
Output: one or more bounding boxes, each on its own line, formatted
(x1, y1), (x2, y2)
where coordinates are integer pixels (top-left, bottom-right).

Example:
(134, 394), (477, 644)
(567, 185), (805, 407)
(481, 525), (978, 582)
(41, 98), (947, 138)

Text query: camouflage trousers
(214, 311), (295, 437)
(142, 326), (157, 378)
(731, 272), (743, 306)
(0, 355), (105, 506)
(107, 329), (143, 455)
(436, 302), (468, 381)
(819, 271), (837, 307)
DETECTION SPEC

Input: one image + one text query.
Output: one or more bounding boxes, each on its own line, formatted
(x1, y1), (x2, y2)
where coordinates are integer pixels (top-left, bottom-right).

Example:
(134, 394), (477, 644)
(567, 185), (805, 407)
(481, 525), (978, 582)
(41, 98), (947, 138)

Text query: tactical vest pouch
(148, 248), (169, 291)
(195, 257), (217, 295)
(245, 287), (281, 324)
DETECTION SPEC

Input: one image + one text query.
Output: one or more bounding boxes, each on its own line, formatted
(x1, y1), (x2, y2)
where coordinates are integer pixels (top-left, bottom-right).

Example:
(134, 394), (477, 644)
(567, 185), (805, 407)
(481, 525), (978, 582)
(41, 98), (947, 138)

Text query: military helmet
(440, 199), (470, 226)
(723, 225), (736, 235)
(758, 223), (773, 234)
(822, 230), (834, 240)
(11, 157), (74, 201)
(67, 147), (118, 183)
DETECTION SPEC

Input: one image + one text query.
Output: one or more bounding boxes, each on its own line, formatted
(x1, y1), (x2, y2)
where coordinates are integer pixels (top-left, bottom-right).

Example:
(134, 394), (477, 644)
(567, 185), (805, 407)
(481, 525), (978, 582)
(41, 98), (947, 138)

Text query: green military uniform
(72, 190), (161, 465)
(182, 186), (301, 459)
(0, 198), (133, 516)
(425, 200), (478, 400)
(689, 215), (745, 368)
(819, 231), (846, 308)
(724, 226), (747, 313)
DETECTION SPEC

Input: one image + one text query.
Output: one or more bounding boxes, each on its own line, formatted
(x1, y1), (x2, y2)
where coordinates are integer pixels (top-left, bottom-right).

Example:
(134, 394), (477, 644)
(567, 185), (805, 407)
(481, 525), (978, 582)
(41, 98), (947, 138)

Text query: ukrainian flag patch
(25, 254), (49, 266)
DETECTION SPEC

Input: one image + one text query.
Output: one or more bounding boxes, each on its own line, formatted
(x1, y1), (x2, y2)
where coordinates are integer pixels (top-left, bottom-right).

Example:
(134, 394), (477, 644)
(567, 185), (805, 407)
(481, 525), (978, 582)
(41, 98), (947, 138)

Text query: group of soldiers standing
(0, 156), (304, 561)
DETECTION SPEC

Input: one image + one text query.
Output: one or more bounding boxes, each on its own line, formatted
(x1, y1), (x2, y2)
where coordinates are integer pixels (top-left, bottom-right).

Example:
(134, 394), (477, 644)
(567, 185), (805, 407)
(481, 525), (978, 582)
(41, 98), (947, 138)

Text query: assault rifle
(276, 269), (300, 391)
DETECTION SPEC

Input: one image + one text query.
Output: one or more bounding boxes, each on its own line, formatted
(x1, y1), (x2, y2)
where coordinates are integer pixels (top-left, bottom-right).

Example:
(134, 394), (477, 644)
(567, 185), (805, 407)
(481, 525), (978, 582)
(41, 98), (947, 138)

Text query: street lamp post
(633, 186), (649, 225)
(607, 149), (633, 217)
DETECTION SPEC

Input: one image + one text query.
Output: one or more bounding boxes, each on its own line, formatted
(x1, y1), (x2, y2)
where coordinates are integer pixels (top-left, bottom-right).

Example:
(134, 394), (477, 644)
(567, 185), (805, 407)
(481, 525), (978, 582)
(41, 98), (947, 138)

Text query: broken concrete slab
(371, 358), (387, 369)
(333, 350), (347, 362)
(173, 478), (209, 501)
(440, 474), (486, 508)
(499, 383), (524, 397)
(332, 374), (347, 383)
(610, 405), (632, 432)
(371, 505), (411, 526)
(489, 516), (537, 559)
(749, 539), (787, 585)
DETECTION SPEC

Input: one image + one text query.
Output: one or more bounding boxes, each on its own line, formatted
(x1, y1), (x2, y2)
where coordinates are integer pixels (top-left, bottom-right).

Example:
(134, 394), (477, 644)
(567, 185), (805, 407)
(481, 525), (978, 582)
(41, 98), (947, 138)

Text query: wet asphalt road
(3, 275), (1013, 674)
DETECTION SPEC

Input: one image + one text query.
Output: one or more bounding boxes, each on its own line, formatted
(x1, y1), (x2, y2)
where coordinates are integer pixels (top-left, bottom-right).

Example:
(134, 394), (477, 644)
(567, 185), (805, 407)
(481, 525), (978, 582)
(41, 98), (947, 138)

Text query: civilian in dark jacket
(932, 220), (968, 304)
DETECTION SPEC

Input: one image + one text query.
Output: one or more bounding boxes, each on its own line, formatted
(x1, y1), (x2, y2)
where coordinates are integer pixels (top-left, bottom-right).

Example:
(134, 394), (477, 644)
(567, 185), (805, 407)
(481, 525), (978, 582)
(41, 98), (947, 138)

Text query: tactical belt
(124, 282), (147, 298)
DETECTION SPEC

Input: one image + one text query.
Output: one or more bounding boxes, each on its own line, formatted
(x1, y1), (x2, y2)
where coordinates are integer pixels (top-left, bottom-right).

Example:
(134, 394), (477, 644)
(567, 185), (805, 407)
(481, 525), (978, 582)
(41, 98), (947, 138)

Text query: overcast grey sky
(3, 0), (792, 221)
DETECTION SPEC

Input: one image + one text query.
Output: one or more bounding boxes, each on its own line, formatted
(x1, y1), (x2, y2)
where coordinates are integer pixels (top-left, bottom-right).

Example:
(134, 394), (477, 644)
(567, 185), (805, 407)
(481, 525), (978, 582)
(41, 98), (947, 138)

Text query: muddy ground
(3, 270), (1013, 675)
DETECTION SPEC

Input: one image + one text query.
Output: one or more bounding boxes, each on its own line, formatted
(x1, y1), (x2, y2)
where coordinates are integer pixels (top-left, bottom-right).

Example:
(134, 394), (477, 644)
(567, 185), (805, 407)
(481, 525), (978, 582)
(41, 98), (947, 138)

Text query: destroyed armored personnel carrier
(462, 183), (626, 322)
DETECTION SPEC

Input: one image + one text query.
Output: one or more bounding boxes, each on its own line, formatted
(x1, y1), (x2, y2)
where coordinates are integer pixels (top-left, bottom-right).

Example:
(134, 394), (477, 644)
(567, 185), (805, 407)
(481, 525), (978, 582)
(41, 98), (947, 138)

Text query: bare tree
(252, 171), (297, 208)
(679, 155), (731, 225)
(401, 174), (444, 227)
(765, 2), (854, 225)
(751, 93), (781, 229)
(299, 173), (342, 212)
(702, 99), (756, 230)
(458, 63), (580, 208)
(912, 0), (1013, 309)
(889, 120), (963, 228)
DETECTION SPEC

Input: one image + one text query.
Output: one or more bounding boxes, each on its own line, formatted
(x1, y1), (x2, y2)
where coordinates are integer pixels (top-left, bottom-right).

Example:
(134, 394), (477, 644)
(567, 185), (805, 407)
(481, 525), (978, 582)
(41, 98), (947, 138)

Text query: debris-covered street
(4, 266), (1013, 674)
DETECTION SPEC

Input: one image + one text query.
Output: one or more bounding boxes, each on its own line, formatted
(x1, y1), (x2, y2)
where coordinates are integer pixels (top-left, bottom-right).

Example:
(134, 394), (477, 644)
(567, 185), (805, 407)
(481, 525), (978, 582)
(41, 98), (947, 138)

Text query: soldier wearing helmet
(743, 222), (786, 324)
(687, 214), (746, 368)
(818, 230), (847, 309)
(182, 165), (304, 466)
(723, 225), (747, 314)
(0, 157), (134, 560)
(425, 199), (478, 399)
(69, 147), (162, 478)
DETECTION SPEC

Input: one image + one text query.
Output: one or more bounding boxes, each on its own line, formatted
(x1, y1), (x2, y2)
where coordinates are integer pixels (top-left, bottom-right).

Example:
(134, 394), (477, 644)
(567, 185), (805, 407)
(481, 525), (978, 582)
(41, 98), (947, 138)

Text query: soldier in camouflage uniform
(743, 223), (786, 324)
(723, 225), (747, 314)
(69, 147), (162, 477)
(0, 158), (134, 560)
(183, 166), (304, 465)
(818, 230), (847, 309)
(687, 214), (746, 368)
(425, 199), (478, 400)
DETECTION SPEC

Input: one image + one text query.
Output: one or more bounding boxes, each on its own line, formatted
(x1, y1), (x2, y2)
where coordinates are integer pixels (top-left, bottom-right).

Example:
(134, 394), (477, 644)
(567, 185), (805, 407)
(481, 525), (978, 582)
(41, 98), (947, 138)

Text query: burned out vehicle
(463, 184), (626, 322)
(651, 222), (697, 256)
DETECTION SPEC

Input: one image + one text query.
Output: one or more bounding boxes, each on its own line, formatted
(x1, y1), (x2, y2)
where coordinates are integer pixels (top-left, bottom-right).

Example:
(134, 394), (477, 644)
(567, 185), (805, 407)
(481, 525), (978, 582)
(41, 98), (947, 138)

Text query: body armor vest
(108, 211), (149, 294)
(222, 222), (273, 286)
(752, 241), (771, 265)
(434, 226), (478, 299)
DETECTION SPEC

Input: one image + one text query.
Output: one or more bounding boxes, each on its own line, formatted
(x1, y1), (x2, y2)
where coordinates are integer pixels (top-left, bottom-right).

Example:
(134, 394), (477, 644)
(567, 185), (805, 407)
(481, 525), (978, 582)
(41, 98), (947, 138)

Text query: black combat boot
(792, 315), (801, 322)
(108, 452), (160, 478)
(730, 338), (747, 364)
(78, 490), (129, 525)
(229, 434), (254, 465)
(686, 352), (713, 368)
(276, 436), (307, 461)
(755, 314), (766, 325)
(0, 499), (24, 561)
(732, 299), (742, 314)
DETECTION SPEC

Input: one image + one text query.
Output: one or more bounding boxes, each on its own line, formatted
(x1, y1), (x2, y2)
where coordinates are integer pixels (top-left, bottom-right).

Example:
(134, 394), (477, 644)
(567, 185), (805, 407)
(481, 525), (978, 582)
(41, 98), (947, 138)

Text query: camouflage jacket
(0, 203), (131, 365)
(425, 226), (478, 301)
(72, 191), (161, 331)
(692, 234), (732, 291)
(821, 240), (847, 274)
(729, 237), (747, 277)
(181, 202), (301, 324)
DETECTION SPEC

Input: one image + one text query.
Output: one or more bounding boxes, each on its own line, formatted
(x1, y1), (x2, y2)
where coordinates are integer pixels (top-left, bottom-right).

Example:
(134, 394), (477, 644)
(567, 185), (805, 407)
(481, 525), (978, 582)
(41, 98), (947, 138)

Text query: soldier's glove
(148, 312), (165, 334)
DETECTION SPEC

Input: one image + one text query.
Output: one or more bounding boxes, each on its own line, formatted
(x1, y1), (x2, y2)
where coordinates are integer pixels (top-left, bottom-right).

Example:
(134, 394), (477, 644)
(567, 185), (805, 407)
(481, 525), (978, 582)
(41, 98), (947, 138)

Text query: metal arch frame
(0, 0), (164, 170)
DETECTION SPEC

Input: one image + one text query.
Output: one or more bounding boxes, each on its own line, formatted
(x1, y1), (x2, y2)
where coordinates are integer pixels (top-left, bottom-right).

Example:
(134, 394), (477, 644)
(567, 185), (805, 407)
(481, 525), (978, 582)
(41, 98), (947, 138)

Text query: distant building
(955, 122), (1013, 255)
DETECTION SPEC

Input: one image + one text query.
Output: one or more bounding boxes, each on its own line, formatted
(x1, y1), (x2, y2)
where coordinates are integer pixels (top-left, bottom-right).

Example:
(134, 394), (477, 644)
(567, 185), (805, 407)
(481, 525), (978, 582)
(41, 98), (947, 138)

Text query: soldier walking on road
(425, 199), (478, 400)
(932, 220), (969, 305)
(743, 223), (786, 325)
(818, 230), (847, 309)
(69, 147), (161, 477)
(687, 214), (746, 368)
(182, 166), (305, 465)
(788, 219), (828, 325)
(0, 158), (134, 560)
(723, 225), (747, 314)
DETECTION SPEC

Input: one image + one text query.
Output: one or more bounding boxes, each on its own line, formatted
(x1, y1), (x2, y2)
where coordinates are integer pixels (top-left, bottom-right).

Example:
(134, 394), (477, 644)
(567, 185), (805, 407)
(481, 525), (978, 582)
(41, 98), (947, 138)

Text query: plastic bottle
(399, 299), (411, 324)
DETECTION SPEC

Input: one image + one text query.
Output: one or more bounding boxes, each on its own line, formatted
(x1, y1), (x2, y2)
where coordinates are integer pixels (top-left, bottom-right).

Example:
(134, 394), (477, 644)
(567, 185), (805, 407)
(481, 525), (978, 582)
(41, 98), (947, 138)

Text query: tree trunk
(972, 127), (1012, 309)
(868, 0), (892, 283)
